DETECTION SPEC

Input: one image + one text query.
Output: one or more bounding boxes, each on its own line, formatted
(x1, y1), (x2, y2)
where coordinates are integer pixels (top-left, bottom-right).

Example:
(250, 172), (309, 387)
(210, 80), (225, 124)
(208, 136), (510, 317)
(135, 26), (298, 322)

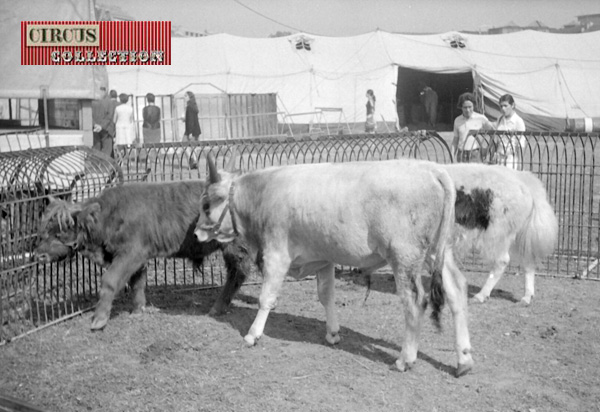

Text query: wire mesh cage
(0, 146), (122, 343)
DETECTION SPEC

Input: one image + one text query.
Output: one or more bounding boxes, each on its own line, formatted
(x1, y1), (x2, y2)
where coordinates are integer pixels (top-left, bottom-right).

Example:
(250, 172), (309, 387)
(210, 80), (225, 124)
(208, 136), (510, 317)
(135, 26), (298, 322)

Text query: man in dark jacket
(183, 91), (201, 141)
(92, 87), (116, 158)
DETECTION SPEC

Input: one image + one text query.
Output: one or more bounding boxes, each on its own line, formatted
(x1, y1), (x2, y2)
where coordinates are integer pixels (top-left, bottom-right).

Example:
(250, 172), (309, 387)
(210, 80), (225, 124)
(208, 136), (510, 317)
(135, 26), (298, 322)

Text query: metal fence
(0, 147), (122, 342)
(0, 131), (448, 343)
(1, 129), (598, 343)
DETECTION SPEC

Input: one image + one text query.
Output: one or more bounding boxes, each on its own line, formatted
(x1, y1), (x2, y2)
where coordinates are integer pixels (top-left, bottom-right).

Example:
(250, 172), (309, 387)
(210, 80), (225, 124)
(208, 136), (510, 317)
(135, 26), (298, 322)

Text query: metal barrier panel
(0, 147), (122, 343)
(8, 129), (596, 343)
(115, 131), (453, 181)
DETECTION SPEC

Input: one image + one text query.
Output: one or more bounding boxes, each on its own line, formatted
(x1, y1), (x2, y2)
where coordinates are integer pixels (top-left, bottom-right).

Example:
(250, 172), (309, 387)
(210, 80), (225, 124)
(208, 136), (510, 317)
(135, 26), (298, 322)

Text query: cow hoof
(90, 316), (108, 331)
(131, 306), (146, 315)
(208, 305), (226, 317)
(469, 295), (486, 304)
(456, 360), (474, 378)
(394, 359), (415, 372)
(520, 296), (532, 306)
(243, 334), (257, 347)
(325, 332), (341, 345)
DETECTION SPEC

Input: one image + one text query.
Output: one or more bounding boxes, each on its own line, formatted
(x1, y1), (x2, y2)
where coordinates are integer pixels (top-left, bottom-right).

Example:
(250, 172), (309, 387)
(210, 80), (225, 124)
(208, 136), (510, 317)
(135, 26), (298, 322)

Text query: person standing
(113, 93), (135, 146)
(452, 92), (494, 163)
(180, 91), (200, 169)
(420, 82), (438, 129)
(365, 89), (376, 133)
(109, 89), (119, 114)
(142, 92), (161, 144)
(492, 94), (526, 169)
(91, 87), (116, 158)
(183, 91), (201, 141)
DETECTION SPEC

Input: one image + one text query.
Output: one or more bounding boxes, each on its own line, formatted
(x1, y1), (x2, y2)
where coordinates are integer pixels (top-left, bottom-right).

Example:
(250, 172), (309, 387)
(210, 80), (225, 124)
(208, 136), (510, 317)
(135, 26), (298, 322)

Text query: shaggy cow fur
(445, 164), (558, 304)
(35, 180), (253, 330)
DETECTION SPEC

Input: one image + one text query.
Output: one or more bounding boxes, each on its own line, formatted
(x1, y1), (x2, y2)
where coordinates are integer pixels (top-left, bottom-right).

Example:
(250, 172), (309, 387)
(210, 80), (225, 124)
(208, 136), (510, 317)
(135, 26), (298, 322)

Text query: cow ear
(207, 153), (221, 184)
(224, 146), (238, 173)
(84, 203), (101, 227)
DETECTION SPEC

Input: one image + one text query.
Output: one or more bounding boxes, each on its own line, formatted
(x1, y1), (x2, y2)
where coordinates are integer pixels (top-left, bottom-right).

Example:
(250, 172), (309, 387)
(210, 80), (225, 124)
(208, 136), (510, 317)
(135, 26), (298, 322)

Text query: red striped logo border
(21, 21), (171, 65)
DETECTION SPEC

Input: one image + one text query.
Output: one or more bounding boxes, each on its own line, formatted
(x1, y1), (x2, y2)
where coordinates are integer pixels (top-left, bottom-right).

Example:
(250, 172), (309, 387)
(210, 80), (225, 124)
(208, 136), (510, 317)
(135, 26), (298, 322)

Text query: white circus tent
(107, 29), (600, 132)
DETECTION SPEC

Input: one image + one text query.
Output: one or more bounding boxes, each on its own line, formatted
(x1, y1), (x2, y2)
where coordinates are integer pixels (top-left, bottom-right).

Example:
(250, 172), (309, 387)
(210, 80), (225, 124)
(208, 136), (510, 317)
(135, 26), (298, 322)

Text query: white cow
(195, 156), (474, 377)
(445, 164), (558, 304)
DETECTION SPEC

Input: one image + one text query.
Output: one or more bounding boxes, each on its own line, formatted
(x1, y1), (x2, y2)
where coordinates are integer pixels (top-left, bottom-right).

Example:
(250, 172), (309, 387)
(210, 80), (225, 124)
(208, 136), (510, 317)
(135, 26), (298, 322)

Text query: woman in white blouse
(452, 92), (494, 163)
(493, 94), (526, 170)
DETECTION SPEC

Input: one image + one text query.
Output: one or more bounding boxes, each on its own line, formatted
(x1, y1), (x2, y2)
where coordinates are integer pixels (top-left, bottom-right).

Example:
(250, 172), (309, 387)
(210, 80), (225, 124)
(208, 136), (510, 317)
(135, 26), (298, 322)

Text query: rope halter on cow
(204, 151), (240, 240)
(204, 181), (239, 239)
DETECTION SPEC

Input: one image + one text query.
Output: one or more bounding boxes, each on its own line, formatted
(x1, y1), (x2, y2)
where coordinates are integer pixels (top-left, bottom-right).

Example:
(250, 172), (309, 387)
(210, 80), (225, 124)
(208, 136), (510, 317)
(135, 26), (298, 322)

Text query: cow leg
(443, 250), (473, 377)
(128, 265), (147, 314)
(521, 263), (536, 305)
(316, 263), (340, 345)
(244, 251), (290, 346)
(393, 263), (426, 372)
(209, 242), (250, 316)
(92, 256), (147, 330)
(470, 251), (510, 304)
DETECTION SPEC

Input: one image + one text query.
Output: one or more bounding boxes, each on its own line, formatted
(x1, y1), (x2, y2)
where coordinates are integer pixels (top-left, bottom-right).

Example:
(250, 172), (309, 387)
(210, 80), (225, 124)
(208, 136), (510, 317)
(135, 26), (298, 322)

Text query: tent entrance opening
(395, 67), (473, 131)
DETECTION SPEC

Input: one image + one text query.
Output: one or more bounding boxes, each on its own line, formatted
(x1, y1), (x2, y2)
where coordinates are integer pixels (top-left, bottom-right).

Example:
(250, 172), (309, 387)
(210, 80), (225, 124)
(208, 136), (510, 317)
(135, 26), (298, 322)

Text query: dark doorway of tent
(395, 67), (473, 132)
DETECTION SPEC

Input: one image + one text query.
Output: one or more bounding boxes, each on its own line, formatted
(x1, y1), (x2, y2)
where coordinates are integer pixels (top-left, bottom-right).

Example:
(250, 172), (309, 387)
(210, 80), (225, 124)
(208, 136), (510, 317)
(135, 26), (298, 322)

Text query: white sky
(97, 0), (599, 37)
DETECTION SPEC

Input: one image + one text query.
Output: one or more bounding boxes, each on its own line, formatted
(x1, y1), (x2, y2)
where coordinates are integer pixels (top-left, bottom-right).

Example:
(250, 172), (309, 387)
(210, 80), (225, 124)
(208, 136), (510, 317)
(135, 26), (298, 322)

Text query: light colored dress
(114, 103), (135, 145)
(495, 112), (526, 169)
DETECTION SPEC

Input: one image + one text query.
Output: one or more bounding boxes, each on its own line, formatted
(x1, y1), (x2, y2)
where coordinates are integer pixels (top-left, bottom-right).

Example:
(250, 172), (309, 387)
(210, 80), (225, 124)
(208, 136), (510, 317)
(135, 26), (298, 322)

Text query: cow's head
(194, 153), (239, 243)
(34, 197), (82, 263)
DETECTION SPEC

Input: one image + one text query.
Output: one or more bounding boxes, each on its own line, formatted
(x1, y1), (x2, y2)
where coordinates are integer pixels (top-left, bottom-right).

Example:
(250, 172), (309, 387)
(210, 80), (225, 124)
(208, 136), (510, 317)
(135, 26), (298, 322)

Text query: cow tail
(514, 173), (558, 266)
(429, 167), (456, 330)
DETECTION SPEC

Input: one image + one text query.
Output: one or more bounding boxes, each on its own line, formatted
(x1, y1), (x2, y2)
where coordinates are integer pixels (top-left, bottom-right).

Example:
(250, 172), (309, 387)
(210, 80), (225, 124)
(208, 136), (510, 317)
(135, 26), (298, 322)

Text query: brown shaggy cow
(35, 180), (252, 330)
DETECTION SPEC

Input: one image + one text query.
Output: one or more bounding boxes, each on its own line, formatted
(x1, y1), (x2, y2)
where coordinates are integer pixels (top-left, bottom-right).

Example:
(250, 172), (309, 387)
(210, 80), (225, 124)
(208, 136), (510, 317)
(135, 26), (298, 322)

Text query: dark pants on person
(456, 148), (481, 163)
(93, 130), (114, 158)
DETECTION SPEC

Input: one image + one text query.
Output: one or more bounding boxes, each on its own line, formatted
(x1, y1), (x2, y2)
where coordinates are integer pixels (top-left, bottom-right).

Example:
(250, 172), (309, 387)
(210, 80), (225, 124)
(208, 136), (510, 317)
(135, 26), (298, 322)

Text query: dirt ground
(1, 270), (599, 412)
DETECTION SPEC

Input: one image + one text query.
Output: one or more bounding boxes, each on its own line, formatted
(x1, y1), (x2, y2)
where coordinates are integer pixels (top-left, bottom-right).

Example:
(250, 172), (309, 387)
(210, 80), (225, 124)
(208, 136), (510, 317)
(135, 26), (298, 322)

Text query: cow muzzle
(194, 227), (212, 242)
(194, 224), (236, 243)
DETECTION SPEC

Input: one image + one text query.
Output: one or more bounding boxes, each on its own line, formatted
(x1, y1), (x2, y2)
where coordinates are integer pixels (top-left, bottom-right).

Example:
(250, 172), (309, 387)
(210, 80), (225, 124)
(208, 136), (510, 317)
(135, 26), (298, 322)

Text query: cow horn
(224, 146), (238, 172)
(207, 153), (221, 184)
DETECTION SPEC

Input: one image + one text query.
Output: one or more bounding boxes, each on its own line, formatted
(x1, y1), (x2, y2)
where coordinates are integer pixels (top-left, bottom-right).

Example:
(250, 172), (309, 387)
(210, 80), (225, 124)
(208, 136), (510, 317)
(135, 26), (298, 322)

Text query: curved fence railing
(0, 147), (122, 342)
(0, 132), (450, 343)
(2, 129), (598, 343)
(114, 132), (453, 182)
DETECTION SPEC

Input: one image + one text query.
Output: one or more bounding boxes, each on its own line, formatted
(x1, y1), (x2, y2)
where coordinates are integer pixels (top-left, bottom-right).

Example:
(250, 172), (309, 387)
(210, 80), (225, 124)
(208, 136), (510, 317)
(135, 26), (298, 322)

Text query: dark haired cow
(35, 180), (252, 330)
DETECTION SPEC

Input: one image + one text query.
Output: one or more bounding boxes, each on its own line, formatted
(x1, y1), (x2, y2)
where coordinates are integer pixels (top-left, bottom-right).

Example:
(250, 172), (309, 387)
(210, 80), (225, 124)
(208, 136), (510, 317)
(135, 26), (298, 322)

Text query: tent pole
(40, 85), (50, 147)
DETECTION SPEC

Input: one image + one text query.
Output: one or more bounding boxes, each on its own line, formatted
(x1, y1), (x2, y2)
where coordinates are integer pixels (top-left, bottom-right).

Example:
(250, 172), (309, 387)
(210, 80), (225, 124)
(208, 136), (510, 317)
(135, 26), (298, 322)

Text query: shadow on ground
(337, 269), (519, 303)
(108, 282), (459, 376)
